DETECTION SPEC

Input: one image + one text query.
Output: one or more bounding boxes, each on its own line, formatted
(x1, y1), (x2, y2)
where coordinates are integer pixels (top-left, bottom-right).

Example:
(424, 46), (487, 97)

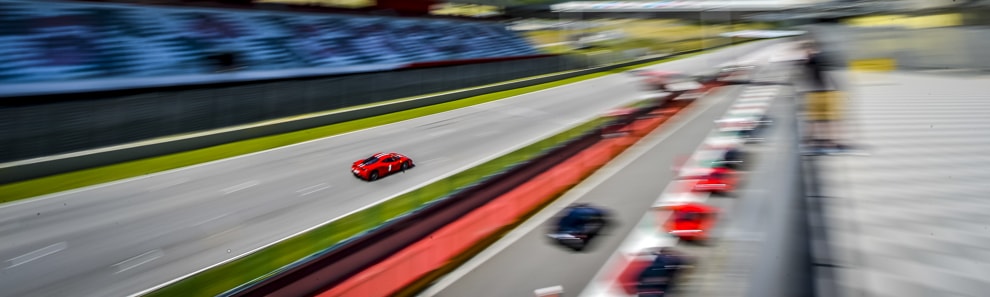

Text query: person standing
(801, 41), (850, 155)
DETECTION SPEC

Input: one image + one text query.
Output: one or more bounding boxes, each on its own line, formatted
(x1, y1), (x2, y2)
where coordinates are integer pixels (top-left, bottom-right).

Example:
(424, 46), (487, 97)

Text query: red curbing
(317, 98), (694, 297)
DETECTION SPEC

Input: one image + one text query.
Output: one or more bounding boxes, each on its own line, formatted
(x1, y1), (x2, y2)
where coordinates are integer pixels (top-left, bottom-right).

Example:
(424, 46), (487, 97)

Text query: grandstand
(0, 0), (540, 84)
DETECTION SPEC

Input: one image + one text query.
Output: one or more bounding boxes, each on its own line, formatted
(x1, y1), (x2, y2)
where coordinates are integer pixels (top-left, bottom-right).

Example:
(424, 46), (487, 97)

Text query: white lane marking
(2, 55), (632, 210)
(741, 91), (777, 98)
(417, 85), (729, 297)
(420, 157), (448, 165)
(113, 249), (164, 274)
(296, 183), (331, 196)
(580, 212), (679, 297)
(743, 87), (778, 93)
(584, 69), (777, 296)
(8, 40), (785, 212)
(427, 129), (456, 138)
(6, 242), (67, 268)
(738, 97), (773, 103)
(747, 86), (779, 92)
(196, 213), (232, 227)
(220, 181), (258, 195)
(535, 285), (565, 296)
(130, 93), (649, 297)
(734, 102), (770, 108)
(127, 43), (775, 297)
(147, 178), (190, 191)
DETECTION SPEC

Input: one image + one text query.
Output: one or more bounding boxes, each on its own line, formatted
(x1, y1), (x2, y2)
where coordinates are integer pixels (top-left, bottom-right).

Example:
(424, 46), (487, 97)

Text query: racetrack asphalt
(420, 83), (744, 297)
(0, 40), (781, 297)
(419, 45), (801, 297)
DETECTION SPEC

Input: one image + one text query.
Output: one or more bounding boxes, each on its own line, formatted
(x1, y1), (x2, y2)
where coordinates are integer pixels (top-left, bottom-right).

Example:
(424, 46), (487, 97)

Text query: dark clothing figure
(800, 41), (854, 155)
(804, 51), (830, 91)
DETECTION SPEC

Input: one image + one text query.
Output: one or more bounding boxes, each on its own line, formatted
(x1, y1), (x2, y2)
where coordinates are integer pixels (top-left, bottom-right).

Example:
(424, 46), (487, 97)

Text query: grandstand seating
(0, 0), (540, 84)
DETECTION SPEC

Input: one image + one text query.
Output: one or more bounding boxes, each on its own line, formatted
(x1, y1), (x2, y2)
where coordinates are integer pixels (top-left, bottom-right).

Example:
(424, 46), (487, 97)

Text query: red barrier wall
(318, 100), (692, 297)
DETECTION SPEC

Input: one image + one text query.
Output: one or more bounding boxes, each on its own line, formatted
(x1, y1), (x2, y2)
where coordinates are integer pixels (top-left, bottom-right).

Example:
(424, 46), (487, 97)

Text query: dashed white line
(743, 87), (778, 93)
(733, 102), (771, 108)
(147, 178), (190, 191)
(296, 183), (331, 196)
(113, 249), (164, 274)
(420, 157), (448, 164)
(221, 181), (259, 195)
(742, 91), (777, 98)
(196, 212), (232, 226)
(6, 242), (67, 268)
(738, 96), (773, 103)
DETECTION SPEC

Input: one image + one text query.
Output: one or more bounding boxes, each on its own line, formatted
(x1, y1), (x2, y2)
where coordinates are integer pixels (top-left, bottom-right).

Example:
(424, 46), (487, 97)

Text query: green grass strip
(0, 46), (714, 204)
(144, 47), (732, 297)
(0, 41), (744, 297)
(147, 112), (610, 297)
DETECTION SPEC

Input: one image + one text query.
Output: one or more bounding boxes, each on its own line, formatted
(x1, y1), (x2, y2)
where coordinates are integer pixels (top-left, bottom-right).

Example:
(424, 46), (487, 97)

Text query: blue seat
(0, 0), (541, 84)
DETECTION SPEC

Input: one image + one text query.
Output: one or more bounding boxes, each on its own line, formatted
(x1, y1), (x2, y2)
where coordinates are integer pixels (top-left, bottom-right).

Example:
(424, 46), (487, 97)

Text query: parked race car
(547, 203), (611, 251)
(687, 166), (740, 195)
(663, 202), (718, 243)
(629, 70), (703, 93)
(717, 114), (773, 144)
(615, 247), (696, 296)
(352, 152), (414, 181)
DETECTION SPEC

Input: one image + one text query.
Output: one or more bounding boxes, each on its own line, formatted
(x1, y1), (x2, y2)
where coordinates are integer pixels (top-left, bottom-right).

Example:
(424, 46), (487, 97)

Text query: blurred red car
(688, 166), (739, 195)
(663, 202), (718, 242)
(629, 70), (703, 92)
(352, 152), (414, 181)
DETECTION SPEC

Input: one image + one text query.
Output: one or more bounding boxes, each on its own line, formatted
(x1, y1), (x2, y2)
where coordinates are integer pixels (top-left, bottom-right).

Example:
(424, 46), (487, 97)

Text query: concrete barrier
(0, 47), (720, 185)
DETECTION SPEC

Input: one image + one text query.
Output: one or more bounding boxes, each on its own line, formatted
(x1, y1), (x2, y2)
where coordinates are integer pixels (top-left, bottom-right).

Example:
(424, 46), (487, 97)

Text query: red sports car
(629, 70), (703, 92)
(687, 166), (739, 195)
(663, 202), (719, 243)
(352, 152), (414, 181)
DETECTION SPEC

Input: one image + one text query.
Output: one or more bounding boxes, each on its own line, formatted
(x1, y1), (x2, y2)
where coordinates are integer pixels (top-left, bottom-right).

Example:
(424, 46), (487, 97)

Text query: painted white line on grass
(6, 242), (67, 269)
(297, 183), (331, 196)
(113, 250), (164, 274)
(418, 86), (728, 297)
(221, 181), (258, 195)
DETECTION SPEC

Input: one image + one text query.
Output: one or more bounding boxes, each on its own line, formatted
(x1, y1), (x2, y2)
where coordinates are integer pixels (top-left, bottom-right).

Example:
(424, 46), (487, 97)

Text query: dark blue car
(547, 203), (610, 251)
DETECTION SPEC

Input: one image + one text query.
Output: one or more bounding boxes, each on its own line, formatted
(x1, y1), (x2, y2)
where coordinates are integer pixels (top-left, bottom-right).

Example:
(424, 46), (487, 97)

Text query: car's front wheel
(401, 161), (410, 171)
(368, 171), (379, 181)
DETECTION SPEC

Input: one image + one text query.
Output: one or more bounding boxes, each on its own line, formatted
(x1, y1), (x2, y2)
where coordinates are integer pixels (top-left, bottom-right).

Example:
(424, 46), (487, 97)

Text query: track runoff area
(420, 41), (801, 297)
